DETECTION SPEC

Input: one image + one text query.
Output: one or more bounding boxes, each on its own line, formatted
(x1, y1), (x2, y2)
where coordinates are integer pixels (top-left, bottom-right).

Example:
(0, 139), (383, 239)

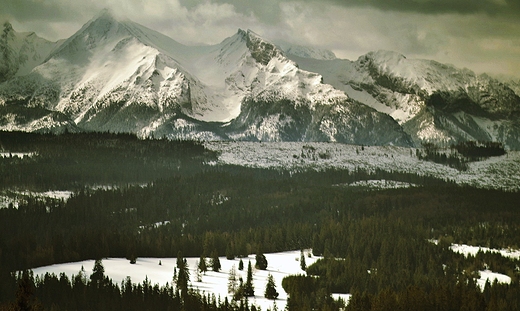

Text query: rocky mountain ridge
(1, 11), (518, 148)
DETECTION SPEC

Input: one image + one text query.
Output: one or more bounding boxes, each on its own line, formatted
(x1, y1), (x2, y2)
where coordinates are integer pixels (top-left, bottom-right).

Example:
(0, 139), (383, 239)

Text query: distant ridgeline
(416, 141), (506, 171)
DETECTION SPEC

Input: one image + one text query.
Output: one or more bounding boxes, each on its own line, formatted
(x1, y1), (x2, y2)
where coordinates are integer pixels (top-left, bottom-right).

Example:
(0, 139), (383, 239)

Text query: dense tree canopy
(0, 131), (519, 310)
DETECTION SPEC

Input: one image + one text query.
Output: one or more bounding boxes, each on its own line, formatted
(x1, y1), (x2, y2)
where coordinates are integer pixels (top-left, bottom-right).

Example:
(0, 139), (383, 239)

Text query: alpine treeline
(0, 131), (519, 311)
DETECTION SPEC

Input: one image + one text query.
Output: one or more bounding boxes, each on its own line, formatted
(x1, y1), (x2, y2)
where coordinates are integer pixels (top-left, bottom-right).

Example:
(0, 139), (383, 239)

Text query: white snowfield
(476, 270), (511, 290)
(205, 141), (520, 191)
(450, 244), (520, 260)
(32, 250), (335, 311)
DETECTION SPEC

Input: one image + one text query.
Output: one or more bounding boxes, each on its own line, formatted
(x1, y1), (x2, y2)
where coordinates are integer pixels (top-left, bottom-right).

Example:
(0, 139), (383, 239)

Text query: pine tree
(90, 259), (105, 288)
(176, 252), (190, 294)
(211, 250), (221, 272)
(198, 255), (208, 274)
(300, 249), (306, 271)
(195, 260), (203, 282)
(264, 274), (279, 300)
(226, 243), (235, 260)
(255, 249), (268, 270)
(238, 258), (244, 271)
(228, 265), (238, 294)
(243, 261), (255, 297)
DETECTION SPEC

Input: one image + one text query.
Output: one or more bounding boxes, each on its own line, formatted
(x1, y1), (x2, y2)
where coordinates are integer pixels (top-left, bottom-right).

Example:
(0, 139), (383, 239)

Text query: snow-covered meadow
(32, 250), (340, 311)
(0, 190), (74, 209)
(205, 141), (520, 191)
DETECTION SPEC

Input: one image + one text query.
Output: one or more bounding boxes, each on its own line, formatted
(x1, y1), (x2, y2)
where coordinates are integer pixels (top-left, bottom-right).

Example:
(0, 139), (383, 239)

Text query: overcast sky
(2, 0), (520, 78)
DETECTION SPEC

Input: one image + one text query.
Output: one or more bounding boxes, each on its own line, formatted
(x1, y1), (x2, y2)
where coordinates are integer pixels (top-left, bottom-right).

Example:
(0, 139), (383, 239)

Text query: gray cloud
(0, 0), (519, 77)
(324, 0), (520, 16)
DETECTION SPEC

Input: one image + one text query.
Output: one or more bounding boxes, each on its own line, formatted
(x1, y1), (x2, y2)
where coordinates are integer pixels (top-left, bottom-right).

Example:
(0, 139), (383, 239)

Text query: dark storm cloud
(1, 0), (519, 77)
(325, 0), (520, 16)
(177, 0), (520, 22)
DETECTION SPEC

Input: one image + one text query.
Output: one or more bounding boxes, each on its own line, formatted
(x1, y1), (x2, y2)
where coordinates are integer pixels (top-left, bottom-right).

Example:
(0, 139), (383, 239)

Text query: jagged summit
(8, 11), (520, 148)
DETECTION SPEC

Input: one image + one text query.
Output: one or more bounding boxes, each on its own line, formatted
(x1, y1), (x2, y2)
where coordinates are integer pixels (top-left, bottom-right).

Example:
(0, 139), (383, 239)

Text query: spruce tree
(176, 252), (190, 294)
(238, 258), (244, 271)
(226, 243), (235, 260)
(90, 259), (105, 288)
(228, 265), (238, 294)
(255, 251), (268, 270)
(300, 249), (306, 271)
(198, 255), (208, 274)
(264, 274), (279, 300)
(243, 261), (255, 297)
(210, 250), (221, 272)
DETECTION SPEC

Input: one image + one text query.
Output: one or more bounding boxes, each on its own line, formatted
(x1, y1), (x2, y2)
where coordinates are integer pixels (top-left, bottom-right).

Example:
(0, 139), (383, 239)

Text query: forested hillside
(0, 131), (519, 310)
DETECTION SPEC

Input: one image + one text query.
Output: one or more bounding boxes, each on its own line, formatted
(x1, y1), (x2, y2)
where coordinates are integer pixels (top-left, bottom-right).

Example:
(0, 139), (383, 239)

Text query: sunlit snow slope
(288, 51), (520, 149)
(2, 9), (519, 148)
(0, 10), (413, 146)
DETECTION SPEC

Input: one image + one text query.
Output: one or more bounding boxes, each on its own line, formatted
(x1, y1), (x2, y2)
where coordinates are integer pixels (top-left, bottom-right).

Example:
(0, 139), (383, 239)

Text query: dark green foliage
(0, 131), (215, 190)
(453, 141), (506, 158)
(417, 140), (506, 171)
(255, 251), (268, 270)
(264, 274), (278, 300)
(175, 252), (189, 294)
(198, 255), (207, 274)
(417, 142), (468, 171)
(210, 250), (221, 272)
(1, 131), (520, 310)
(300, 250), (306, 271)
(0, 269), (263, 311)
(90, 259), (105, 288)
(243, 261), (254, 297)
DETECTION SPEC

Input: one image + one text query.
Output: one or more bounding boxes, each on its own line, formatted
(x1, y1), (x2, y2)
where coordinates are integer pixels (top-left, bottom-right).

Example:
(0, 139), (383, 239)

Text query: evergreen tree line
(0, 267), (269, 311)
(417, 140), (507, 171)
(1, 132), (520, 310)
(0, 131), (214, 190)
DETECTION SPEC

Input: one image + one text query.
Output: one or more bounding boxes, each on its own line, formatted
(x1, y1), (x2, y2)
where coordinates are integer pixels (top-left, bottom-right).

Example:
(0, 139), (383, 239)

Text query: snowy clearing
(335, 179), (417, 190)
(477, 270), (511, 290)
(0, 190), (74, 209)
(0, 152), (36, 158)
(450, 244), (520, 260)
(205, 141), (520, 191)
(32, 250), (339, 311)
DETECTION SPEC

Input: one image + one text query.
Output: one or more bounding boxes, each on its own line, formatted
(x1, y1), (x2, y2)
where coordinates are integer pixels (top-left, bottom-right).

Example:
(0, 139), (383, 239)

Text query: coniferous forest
(0, 131), (520, 310)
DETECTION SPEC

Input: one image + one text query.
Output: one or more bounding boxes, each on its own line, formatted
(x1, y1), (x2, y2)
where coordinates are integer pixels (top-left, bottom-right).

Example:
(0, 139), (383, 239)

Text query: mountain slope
(289, 51), (520, 149)
(0, 11), (413, 146)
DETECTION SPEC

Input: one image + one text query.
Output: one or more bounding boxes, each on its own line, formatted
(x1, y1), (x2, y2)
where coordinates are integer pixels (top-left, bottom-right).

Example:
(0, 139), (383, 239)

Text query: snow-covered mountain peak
(363, 50), (406, 64)
(241, 29), (283, 66)
(277, 42), (337, 61)
(93, 8), (118, 21)
(5, 29), (61, 77)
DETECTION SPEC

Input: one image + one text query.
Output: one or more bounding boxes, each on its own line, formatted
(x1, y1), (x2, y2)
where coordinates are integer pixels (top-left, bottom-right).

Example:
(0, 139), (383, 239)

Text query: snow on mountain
(277, 42), (337, 60)
(1, 11), (519, 148)
(288, 50), (520, 149)
(0, 11), (413, 146)
(0, 23), (61, 82)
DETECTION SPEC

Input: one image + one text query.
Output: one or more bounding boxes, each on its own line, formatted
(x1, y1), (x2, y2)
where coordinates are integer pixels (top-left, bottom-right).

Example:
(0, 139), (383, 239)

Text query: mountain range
(1, 10), (519, 149)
